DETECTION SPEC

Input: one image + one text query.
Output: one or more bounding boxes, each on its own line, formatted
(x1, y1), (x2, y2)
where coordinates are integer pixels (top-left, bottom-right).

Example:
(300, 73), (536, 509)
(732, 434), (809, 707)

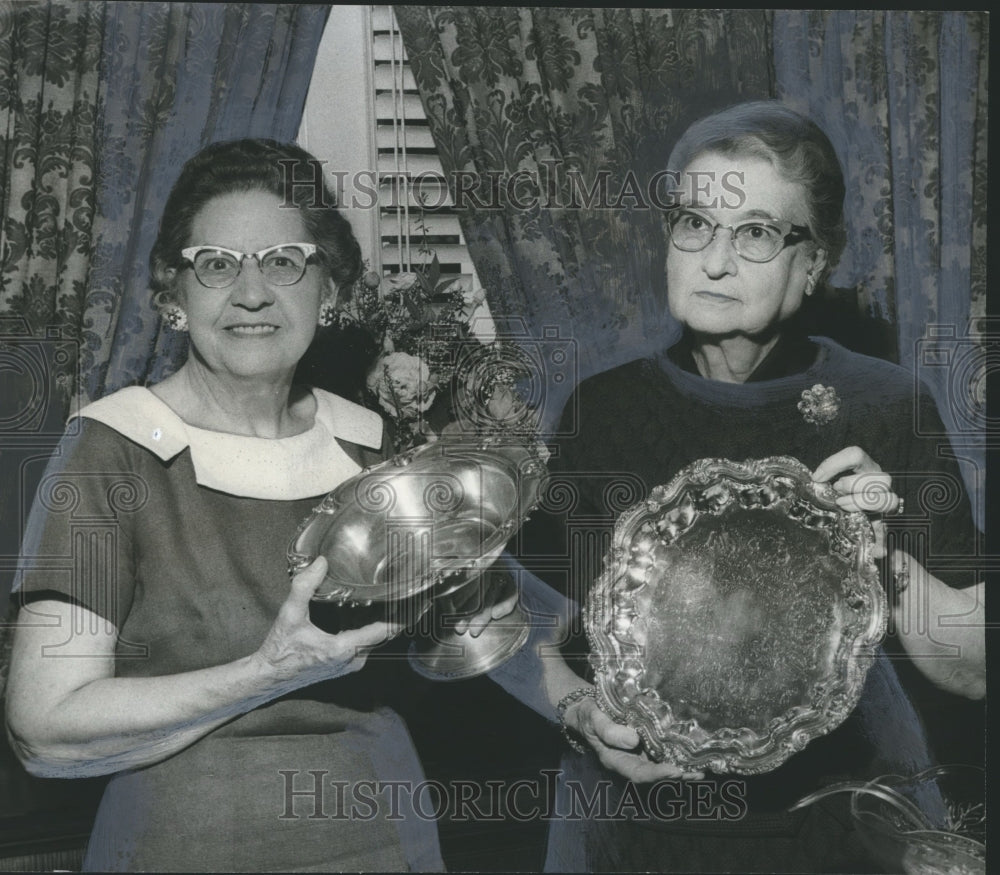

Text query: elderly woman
(5, 140), (448, 872)
(507, 101), (982, 872)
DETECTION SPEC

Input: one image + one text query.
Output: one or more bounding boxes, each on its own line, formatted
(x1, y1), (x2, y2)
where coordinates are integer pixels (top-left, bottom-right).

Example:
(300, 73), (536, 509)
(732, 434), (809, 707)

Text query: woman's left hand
(812, 446), (900, 514)
(812, 446), (900, 558)
(563, 695), (704, 783)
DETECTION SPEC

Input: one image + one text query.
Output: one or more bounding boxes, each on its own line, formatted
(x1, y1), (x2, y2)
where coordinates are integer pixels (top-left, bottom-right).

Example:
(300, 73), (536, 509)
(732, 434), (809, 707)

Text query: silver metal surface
(586, 456), (886, 775)
(409, 601), (531, 681)
(288, 438), (546, 680)
(289, 438), (547, 604)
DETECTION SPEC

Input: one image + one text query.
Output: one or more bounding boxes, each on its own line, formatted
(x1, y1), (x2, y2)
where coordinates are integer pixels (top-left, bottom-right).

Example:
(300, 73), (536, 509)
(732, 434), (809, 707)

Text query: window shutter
(370, 5), (479, 285)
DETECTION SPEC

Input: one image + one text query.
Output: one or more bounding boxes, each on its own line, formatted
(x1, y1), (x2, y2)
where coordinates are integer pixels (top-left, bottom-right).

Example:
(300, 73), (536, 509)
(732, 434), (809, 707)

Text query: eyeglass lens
(669, 211), (787, 262)
(193, 246), (310, 288)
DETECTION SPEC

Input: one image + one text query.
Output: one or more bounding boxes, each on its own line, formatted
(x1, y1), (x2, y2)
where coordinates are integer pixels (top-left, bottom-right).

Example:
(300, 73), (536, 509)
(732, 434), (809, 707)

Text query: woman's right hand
(563, 694), (704, 783)
(252, 557), (403, 689)
(7, 558), (402, 779)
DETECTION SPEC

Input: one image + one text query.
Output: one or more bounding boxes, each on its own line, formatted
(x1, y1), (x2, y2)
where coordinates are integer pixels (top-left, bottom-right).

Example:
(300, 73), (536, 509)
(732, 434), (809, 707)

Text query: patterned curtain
(773, 10), (987, 526)
(0, 1), (105, 408)
(1, 1), (332, 850)
(81, 2), (331, 406)
(394, 7), (773, 425)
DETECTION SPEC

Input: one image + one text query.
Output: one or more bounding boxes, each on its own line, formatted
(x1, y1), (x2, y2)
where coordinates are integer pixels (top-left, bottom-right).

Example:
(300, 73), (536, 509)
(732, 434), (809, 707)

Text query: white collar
(74, 386), (383, 500)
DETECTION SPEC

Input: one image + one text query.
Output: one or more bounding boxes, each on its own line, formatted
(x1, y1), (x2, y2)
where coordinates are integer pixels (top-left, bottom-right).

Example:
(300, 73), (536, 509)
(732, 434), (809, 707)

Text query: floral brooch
(798, 384), (841, 426)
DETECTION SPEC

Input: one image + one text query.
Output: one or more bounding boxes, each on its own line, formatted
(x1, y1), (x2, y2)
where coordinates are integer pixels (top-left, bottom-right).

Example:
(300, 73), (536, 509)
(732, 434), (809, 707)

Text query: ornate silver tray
(586, 456), (886, 775)
(288, 438), (547, 605)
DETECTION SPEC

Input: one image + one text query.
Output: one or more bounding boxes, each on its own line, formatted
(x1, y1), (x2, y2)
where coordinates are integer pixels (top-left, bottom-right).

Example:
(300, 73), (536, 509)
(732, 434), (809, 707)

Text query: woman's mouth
(694, 291), (738, 303)
(226, 324), (279, 336)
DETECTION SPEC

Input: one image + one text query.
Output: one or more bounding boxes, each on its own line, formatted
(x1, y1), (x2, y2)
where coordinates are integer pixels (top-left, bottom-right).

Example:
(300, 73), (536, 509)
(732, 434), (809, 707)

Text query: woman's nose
(700, 228), (739, 278)
(229, 258), (275, 308)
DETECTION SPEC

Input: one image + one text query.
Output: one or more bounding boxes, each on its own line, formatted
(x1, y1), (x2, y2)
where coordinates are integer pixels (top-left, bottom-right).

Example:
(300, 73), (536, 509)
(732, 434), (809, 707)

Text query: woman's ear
(804, 248), (828, 296)
(809, 247), (829, 278)
(152, 257), (181, 298)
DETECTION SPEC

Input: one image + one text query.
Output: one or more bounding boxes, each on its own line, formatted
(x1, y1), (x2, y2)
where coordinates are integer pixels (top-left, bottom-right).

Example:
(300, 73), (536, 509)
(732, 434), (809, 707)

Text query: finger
(831, 474), (896, 513)
(830, 472), (890, 495)
(597, 747), (704, 783)
(464, 610), (490, 639)
(339, 619), (404, 652)
(454, 578), (520, 638)
(871, 520), (886, 559)
(490, 590), (519, 620)
(834, 490), (900, 515)
(812, 446), (876, 483)
(465, 590), (521, 639)
(285, 557), (329, 616)
(587, 709), (642, 750)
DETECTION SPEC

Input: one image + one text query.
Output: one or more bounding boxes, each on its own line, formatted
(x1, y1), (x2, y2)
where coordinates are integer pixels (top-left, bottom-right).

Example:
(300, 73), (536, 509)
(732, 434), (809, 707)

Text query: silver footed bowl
(586, 456), (886, 775)
(288, 438), (548, 606)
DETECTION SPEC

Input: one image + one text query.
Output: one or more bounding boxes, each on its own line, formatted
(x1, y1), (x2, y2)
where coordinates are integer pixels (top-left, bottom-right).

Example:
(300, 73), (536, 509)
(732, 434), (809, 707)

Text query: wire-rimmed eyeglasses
(666, 208), (812, 263)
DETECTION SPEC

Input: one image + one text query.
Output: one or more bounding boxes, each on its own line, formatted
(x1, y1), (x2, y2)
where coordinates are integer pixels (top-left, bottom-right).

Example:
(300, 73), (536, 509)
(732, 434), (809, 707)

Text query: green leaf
(427, 253), (441, 288)
(435, 275), (460, 296)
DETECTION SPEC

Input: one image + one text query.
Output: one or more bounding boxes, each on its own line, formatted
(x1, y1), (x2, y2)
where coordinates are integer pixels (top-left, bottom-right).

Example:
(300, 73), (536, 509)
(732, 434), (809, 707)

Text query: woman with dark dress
(5, 139), (450, 872)
(504, 101), (984, 872)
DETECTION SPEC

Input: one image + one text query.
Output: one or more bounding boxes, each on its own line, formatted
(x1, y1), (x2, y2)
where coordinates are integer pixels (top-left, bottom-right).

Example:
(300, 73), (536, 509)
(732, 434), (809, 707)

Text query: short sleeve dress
(14, 386), (444, 873)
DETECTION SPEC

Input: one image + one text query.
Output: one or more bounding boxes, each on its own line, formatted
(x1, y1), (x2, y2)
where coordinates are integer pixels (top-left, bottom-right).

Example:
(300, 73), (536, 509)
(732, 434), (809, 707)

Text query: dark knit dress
(517, 335), (978, 873)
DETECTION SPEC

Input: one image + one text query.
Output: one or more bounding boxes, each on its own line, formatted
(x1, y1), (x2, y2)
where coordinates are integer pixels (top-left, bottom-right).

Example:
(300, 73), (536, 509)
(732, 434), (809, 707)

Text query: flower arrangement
(335, 256), (535, 452)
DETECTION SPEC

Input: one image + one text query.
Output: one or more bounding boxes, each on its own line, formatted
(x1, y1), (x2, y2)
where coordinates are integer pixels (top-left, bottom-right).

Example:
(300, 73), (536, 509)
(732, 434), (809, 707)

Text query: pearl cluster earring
(163, 305), (188, 332)
(804, 270), (817, 296)
(318, 301), (337, 327)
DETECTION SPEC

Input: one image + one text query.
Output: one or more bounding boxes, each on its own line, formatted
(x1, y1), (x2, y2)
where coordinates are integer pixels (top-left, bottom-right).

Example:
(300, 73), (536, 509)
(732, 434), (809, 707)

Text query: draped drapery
(397, 6), (985, 523)
(773, 10), (988, 527)
(82, 1), (331, 405)
(1, 2), (329, 415)
(394, 6), (774, 425)
(0, 1), (105, 409)
(1, 4), (330, 858)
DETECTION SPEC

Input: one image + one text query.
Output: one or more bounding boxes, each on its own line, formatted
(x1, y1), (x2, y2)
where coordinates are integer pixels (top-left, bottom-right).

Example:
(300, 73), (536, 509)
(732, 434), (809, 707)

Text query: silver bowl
(288, 438), (547, 679)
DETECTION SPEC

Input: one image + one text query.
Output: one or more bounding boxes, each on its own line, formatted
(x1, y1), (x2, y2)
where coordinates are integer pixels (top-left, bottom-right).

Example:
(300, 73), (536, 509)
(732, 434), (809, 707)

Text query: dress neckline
(74, 386), (383, 499)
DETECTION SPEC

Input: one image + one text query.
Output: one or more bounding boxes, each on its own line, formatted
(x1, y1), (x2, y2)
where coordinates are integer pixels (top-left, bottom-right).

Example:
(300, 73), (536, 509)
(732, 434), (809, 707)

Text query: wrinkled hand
(564, 695), (704, 783)
(813, 446), (900, 557)
(253, 557), (403, 689)
(453, 568), (519, 638)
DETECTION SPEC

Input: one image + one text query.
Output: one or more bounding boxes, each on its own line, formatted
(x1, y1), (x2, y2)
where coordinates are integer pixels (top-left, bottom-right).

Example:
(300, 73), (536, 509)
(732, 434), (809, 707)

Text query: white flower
(485, 383), (527, 422)
(367, 352), (438, 419)
(461, 284), (486, 311)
